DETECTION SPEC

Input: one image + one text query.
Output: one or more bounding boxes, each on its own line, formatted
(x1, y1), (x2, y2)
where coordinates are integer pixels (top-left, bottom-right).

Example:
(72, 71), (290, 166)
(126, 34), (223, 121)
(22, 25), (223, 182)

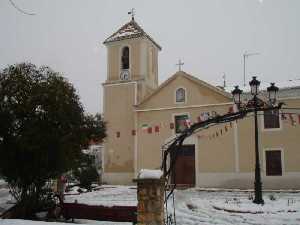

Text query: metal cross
(128, 8), (135, 20)
(176, 59), (184, 71)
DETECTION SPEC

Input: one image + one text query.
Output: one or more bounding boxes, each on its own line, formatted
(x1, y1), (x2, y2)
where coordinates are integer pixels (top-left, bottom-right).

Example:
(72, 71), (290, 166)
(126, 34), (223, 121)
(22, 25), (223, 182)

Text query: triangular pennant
(170, 122), (174, 129)
(225, 125), (228, 132)
(197, 116), (202, 123)
(289, 113), (296, 126)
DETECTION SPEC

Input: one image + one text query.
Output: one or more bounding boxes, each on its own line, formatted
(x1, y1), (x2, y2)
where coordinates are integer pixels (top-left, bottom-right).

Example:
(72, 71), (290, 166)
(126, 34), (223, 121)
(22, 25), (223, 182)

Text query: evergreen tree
(0, 63), (105, 218)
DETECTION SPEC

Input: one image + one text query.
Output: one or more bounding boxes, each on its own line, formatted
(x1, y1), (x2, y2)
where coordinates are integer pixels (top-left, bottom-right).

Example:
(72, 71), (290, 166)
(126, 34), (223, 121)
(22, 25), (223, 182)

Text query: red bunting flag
(147, 127), (152, 134)
(298, 115), (300, 124)
(170, 123), (174, 129)
(197, 116), (202, 123)
(155, 125), (160, 133)
(116, 132), (120, 138)
(132, 130), (136, 136)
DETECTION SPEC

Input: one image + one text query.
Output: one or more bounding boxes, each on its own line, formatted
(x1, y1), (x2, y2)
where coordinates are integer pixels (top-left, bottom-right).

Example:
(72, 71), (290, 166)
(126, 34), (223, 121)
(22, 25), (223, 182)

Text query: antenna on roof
(222, 73), (226, 88)
(128, 8), (135, 20)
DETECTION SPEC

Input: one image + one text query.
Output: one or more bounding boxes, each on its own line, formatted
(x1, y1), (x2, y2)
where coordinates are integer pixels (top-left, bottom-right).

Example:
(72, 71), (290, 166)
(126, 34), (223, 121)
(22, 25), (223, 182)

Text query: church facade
(102, 18), (300, 189)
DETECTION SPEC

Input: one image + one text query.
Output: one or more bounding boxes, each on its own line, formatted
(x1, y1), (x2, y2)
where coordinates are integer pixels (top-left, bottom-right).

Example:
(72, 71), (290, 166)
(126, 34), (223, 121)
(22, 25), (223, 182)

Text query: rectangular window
(174, 114), (189, 133)
(265, 150), (282, 176)
(264, 109), (280, 129)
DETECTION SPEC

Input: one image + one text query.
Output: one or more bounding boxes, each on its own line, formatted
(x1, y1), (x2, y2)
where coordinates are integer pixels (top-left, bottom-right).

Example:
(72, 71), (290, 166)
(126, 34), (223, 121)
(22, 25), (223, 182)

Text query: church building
(102, 17), (300, 189)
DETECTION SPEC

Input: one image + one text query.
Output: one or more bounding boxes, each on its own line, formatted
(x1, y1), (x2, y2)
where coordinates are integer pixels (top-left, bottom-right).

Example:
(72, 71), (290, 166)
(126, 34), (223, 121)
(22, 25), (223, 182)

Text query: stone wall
(134, 178), (165, 225)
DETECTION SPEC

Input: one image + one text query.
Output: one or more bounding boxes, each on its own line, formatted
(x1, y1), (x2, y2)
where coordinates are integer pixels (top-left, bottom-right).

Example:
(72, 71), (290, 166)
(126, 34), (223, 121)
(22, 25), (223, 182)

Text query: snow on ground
(170, 189), (300, 225)
(2, 185), (300, 225)
(64, 185), (137, 207)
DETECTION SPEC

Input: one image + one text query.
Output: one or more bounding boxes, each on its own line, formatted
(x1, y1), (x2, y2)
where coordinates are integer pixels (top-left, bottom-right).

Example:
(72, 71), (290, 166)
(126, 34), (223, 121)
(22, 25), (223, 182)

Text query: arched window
(175, 88), (186, 103)
(121, 46), (129, 69)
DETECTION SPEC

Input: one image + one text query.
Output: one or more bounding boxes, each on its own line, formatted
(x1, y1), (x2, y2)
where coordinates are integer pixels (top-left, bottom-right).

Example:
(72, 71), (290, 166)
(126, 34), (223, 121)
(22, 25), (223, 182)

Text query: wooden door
(171, 145), (195, 187)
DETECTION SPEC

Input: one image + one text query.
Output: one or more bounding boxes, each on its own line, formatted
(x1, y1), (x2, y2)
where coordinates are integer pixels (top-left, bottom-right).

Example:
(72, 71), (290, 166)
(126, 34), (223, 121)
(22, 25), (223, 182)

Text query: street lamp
(232, 76), (279, 205)
(267, 83), (279, 104)
(231, 86), (243, 108)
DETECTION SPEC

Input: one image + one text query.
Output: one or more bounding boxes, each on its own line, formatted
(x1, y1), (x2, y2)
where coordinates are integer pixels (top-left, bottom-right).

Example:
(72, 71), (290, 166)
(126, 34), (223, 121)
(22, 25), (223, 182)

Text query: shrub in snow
(269, 194), (276, 201)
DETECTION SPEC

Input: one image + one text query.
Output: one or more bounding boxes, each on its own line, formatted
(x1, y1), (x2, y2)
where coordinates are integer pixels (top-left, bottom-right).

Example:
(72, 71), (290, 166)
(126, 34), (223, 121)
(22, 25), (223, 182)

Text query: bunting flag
(298, 115), (300, 124)
(200, 112), (210, 121)
(147, 127), (152, 134)
(197, 116), (202, 123)
(132, 130), (136, 136)
(184, 118), (192, 127)
(288, 113), (296, 126)
(116, 131), (120, 138)
(155, 125), (160, 133)
(141, 124), (148, 132)
(220, 129), (223, 135)
(170, 122), (174, 129)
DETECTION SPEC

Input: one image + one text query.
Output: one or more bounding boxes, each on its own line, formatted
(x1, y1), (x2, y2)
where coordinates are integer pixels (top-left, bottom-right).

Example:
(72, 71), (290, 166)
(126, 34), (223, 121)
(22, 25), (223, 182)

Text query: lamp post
(231, 76), (279, 205)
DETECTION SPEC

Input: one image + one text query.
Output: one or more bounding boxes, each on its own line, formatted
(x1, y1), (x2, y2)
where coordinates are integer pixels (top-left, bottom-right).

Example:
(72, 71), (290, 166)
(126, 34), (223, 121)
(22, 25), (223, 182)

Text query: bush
(74, 166), (99, 191)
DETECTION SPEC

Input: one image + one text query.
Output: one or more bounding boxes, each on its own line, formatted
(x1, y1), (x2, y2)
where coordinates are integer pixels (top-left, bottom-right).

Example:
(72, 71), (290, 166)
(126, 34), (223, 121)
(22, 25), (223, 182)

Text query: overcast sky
(1, 0), (299, 114)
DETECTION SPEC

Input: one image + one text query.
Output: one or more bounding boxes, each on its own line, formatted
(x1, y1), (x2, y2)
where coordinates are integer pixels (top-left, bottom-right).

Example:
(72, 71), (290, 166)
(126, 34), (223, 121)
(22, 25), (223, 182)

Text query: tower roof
(103, 19), (162, 50)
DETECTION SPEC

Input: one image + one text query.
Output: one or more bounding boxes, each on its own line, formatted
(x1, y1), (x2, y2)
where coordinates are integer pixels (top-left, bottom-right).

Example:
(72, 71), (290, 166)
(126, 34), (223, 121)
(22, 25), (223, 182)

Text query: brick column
(133, 177), (165, 225)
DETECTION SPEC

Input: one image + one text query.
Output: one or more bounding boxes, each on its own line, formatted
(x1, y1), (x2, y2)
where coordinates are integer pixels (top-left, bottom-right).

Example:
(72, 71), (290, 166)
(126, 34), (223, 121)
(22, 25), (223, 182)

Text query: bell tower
(102, 16), (161, 184)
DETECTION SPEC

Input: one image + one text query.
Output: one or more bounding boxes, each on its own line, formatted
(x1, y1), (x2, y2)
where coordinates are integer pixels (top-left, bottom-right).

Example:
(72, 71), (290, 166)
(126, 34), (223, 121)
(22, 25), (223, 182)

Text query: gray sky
(1, 0), (299, 114)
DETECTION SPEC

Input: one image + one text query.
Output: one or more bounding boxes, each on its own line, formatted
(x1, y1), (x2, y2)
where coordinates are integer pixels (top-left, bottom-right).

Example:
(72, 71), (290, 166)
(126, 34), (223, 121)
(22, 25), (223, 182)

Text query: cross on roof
(176, 59), (184, 71)
(128, 8), (135, 20)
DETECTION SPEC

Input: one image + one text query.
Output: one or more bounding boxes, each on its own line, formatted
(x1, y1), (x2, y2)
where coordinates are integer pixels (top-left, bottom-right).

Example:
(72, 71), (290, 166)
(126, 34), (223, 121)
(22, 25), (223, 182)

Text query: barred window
(264, 109), (280, 129)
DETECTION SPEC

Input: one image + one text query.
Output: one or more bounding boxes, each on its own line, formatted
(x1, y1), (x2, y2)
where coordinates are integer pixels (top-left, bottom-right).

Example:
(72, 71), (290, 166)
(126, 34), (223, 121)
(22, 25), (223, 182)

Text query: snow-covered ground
(1, 184), (300, 225)
(65, 185), (137, 207)
(0, 180), (14, 215)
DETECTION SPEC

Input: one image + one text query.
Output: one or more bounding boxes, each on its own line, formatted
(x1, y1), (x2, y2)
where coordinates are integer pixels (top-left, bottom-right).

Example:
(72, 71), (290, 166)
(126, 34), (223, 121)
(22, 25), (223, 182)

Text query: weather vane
(128, 8), (135, 20)
(176, 59), (184, 71)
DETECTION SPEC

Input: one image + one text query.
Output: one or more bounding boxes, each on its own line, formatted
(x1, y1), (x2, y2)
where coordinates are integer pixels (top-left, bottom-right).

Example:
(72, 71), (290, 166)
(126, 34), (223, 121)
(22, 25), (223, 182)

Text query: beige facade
(102, 18), (300, 188)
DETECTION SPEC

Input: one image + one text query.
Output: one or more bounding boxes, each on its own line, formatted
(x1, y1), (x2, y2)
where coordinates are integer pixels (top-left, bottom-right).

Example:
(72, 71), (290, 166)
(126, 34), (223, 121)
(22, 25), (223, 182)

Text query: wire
(8, 0), (36, 16)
